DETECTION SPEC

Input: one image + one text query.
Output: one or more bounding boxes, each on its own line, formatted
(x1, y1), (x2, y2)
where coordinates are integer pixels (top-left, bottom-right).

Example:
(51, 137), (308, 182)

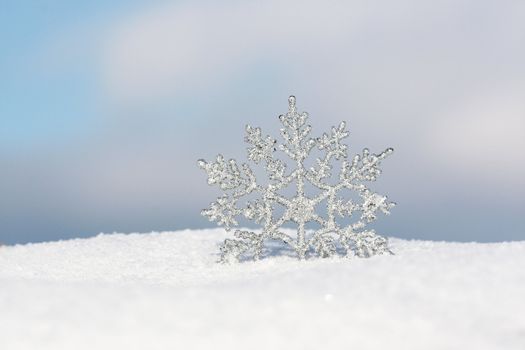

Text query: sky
(1, 0), (524, 245)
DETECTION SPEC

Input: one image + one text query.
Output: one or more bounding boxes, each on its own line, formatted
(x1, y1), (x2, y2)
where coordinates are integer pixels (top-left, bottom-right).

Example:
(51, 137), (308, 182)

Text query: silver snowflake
(198, 96), (395, 262)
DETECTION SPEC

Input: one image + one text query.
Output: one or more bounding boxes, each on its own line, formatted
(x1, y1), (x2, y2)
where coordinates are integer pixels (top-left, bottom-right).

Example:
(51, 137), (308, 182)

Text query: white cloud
(100, 0), (436, 102)
(425, 86), (525, 184)
(42, 0), (525, 194)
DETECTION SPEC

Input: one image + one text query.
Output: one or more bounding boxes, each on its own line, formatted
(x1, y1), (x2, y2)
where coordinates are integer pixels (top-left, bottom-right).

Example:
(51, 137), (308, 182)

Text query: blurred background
(1, 0), (524, 245)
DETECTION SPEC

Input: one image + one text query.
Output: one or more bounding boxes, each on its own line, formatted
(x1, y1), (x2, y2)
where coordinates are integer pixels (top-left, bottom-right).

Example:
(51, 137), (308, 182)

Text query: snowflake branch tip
(288, 95), (296, 107)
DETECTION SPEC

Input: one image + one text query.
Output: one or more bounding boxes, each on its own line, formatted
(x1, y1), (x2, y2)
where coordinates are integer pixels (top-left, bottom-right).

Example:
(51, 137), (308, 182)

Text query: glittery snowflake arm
(341, 147), (393, 184)
(245, 125), (292, 187)
(220, 230), (265, 263)
(197, 155), (256, 230)
(200, 195), (241, 230)
(278, 96), (316, 162)
(303, 123), (394, 249)
(197, 155), (256, 196)
(308, 121), (349, 184)
(338, 147), (396, 227)
(244, 125), (276, 164)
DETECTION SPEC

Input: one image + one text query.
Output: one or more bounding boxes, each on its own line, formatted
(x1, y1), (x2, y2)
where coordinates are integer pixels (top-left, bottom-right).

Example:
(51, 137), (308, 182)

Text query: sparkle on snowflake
(198, 96), (395, 262)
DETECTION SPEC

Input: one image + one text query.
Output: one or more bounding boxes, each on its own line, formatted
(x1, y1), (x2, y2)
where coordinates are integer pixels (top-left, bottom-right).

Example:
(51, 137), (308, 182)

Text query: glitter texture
(198, 96), (395, 262)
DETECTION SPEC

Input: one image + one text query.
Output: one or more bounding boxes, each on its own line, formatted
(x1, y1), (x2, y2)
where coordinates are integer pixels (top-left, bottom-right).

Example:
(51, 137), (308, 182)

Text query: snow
(1, 229), (525, 350)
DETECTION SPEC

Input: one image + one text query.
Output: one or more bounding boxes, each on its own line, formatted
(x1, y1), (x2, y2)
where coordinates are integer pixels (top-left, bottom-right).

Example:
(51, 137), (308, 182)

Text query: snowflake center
(287, 196), (315, 223)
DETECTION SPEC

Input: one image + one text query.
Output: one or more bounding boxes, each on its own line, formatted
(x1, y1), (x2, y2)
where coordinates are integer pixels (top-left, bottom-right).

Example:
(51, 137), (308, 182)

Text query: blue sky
(0, 0), (145, 151)
(1, 0), (524, 244)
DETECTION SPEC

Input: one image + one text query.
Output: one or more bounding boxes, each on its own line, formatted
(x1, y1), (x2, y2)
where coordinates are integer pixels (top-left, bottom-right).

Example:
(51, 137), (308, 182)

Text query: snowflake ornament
(198, 96), (395, 262)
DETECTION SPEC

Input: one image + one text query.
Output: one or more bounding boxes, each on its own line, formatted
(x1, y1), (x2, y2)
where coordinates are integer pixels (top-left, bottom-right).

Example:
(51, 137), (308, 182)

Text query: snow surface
(1, 229), (525, 350)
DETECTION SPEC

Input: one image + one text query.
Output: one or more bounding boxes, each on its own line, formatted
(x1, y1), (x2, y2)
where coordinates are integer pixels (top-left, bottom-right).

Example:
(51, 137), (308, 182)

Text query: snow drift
(1, 229), (524, 350)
